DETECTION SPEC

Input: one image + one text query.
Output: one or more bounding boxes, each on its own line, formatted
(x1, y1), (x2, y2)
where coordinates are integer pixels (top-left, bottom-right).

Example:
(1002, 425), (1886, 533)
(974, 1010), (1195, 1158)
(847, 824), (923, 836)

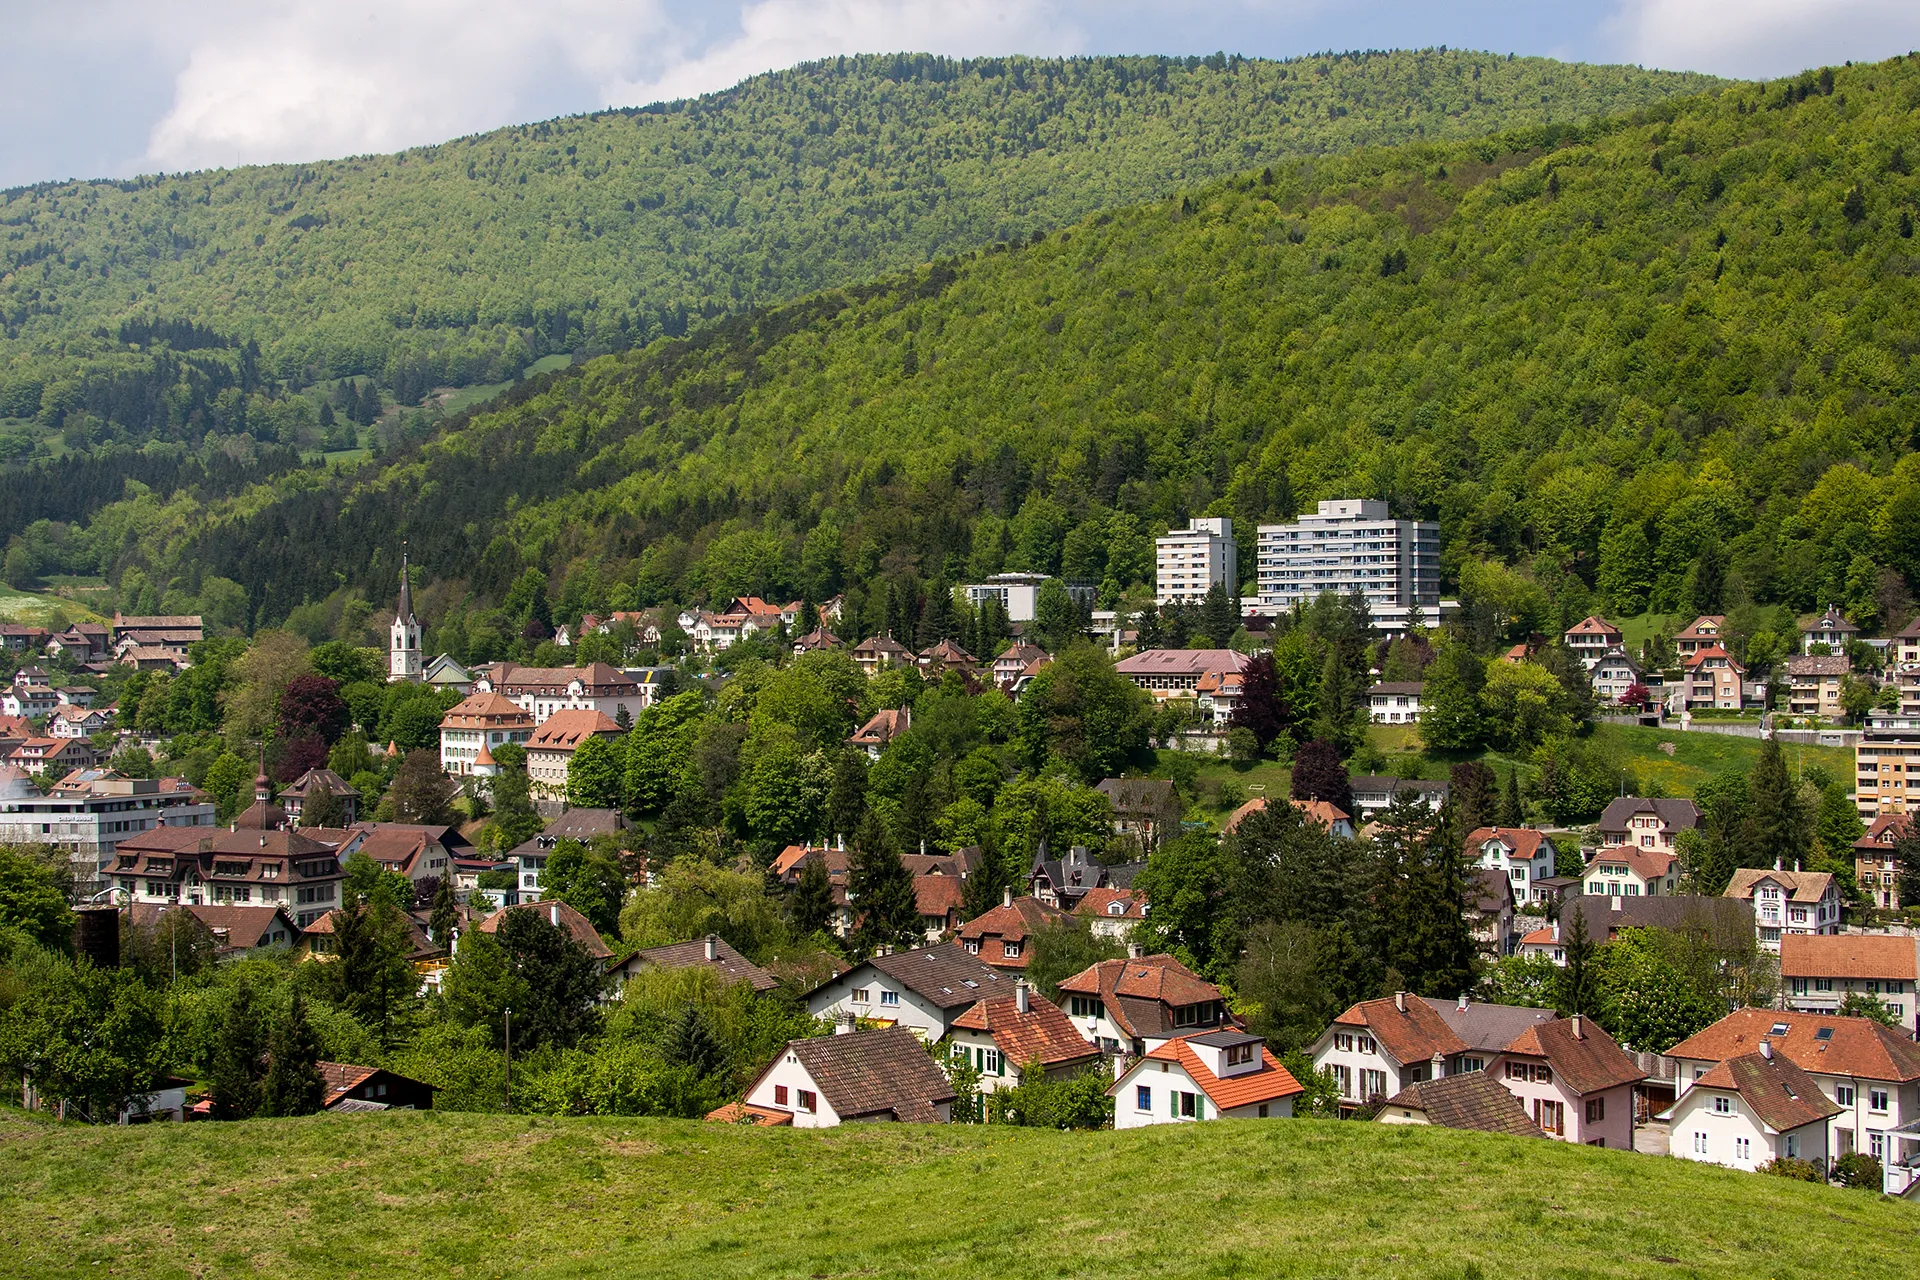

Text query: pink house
(1492, 1014), (1644, 1149)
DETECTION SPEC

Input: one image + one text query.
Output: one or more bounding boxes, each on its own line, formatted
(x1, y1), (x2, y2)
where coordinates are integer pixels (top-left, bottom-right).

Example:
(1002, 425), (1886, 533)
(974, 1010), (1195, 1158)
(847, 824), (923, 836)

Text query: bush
(1759, 1157), (1821, 1182)
(1831, 1152), (1883, 1190)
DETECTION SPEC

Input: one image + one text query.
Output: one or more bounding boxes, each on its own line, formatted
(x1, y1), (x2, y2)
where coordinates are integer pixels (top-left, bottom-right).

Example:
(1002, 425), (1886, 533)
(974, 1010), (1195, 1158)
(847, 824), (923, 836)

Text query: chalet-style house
(1723, 866), (1841, 951)
(1055, 948), (1231, 1057)
(473, 661), (649, 724)
(1674, 615), (1727, 658)
(991, 642), (1048, 691)
(1311, 994), (1643, 1146)
(1804, 605), (1860, 653)
(47, 705), (110, 739)
(1563, 616), (1622, 669)
(1856, 814), (1911, 910)
(609, 933), (781, 993)
(1665, 1008), (1920, 1189)
(1780, 934), (1919, 1036)
(1096, 777), (1184, 850)
(850, 635), (913, 677)
(947, 981), (1101, 1097)
(524, 708), (622, 801)
(281, 767), (359, 826)
(1028, 843), (1144, 911)
(1378, 1072), (1546, 1136)
(956, 893), (1069, 971)
(730, 1025), (956, 1126)
(848, 707), (910, 760)
(1366, 681), (1425, 724)
(318, 1061), (435, 1112)
(1466, 827), (1558, 905)
(806, 941), (1013, 1042)
(917, 638), (979, 678)
(1598, 797), (1701, 854)
(1073, 886), (1148, 939)
(1581, 846), (1677, 898)
(1110, 1030), (1303, 1126)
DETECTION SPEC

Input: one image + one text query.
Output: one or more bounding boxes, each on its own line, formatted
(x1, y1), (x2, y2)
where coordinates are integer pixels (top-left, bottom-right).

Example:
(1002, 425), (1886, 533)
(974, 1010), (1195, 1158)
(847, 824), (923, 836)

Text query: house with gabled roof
(1855, 814), (1911, 910)
(1027, 843), (1143, 911)
(730, 1025), (955, 1126)
(991, 641), (1048, 691)
(805, 940), (1012, 1042)
(792, 626), (840, 656)
(1073, 886), (1148, 939)
(1110, 1030), (1303, 1126)
(850, 635), (913, 677)
(1311, 992), (1550, 1113)
(1805, 605), (1860, 654)
(1493, 1015), (1644, 1147)
(282, 767), (359, 826)
(1365, 681), (1425, 724)
(1660, 1044), (1842, 1173)
(1675, 615), (1727, 658)
(1347, 775), (1448, 822)
(1581, 845), (1677, 899)
(848, 707), (910, 760)
(1379, 1071), (1545, 1136)
(1096, 777), (1183, 850)
(1896, 615), (1920, 666)
(1563, 616), (1622, 669)
(1590, 648), (1648, 704)
(1683, 644), (1746, 711)
(609, 932), (780, 993)
(1222, 795), (1354, 839)
(1598, 797), (1701, 855)
(948, 979), (1101, 1095)
(957, 891), (1069, 971)
(1466, 826), (1558, 905)
(1781, 933), (1920, 1036)
(318, 1061), (435, 1112)
(1055, 947), (1231, 1057)
(1723, 866), (1841, 951)
(1667, 1008), (1920, 1187)
(474, 899), (611, 960)
(917, 638), (979, 678)
(1783, 653), (1851, 720)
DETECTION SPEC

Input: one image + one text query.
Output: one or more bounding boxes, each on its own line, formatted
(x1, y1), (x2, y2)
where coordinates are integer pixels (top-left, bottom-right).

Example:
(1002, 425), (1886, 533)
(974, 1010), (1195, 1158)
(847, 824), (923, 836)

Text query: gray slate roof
(1384, 1071), (1545, 1137)
(1596, 797), (1703, 835)
(787, 1027), (957, 1122)
(863, 941), (1013, 1009)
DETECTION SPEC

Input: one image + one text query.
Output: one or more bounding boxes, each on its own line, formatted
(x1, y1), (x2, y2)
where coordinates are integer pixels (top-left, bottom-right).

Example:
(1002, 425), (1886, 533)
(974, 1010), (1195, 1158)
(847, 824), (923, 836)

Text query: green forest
(30, 56), (1912, 646)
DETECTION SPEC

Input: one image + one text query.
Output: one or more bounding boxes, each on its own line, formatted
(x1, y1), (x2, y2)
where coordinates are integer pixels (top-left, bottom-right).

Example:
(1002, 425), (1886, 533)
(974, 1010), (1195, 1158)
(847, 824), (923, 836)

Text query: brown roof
(1055, 954), (1223, 1039)
(1666, 1008), (1920, 1084)
(860, 941), (1013, 1009)
(1140, 1036), (1304, 1110)
(1675, 615), (1726, 641)
(486, 662), (638, 692)
(1858, 814), (1913, 851)
(1332, 996), (1470, 1064)
(476, 900), (611, 959)
(1072, 887), (1148, 921)
(1467, 827), (1553, 860)
(914, 875), (965, 920)
(1112, 649), (1251, 677)
(441, 691), (535, 728)
(526, 708), (621, 750)
(1384, 1071), (1546, 1136)
(1691, 1052), (1845, 1133)
(784, 1027), (957, 1122)
(1784, 654), (1850, 677)
(1564, 616), (1620, 638)
(1502, 1017), (1645, 1095)
(957, 896), (1068, 948)
(619, 934), (780, 992)
(951, 993), (1102, 1070)
(1096, 777), (1180, 815)
(848, 708), (910, 747)
(704, 1102), (793, 1126)
(1780, 933), (1918, 981)
(1597, 796), (1702, 835)
(127, 903), (299, 951)
(1724, 868), (1834, 904)
(1586, 846), (1676, 883)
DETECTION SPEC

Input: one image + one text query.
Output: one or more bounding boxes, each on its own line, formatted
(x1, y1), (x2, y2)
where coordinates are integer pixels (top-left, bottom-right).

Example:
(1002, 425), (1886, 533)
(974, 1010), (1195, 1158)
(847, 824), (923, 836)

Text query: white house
(1659, 1043), (1842, 1174)
(1071, 887), (1149, 940)
(1590, 649), (1647, 704)
(1109, 1030), (1303, 1127)
(1563, 616), (1623, 670)
(1581, 846), (1677, 898)
(1597, 797), (1701, 855)
(1780, 934), (1920, 1037)
(1055, 949), (1232, 1057)
(1466, 826), (1558, 905)
(1723, 867), (1842, 952)
(945, 981), (1102, 1097)
(1366, 681), (1424, 724)
(732, 1025), (956, 1126)
(806, 941), (1014, 1043)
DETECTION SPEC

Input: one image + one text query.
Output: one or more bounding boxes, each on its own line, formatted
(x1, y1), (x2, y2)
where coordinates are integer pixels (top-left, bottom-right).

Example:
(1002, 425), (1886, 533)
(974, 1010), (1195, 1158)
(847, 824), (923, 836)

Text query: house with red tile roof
(806, 941), (1013, 1042)
(850, 634), (913, 677)
(991, 641), (1049, 691)
(1111, 1030), (1303, 1126)
(957, 892), (1069, 970)
(735, 1025), (956, 1126)
(1664, 1008), (1920, 1183)
(1659, 1044), (1842, 1173)
(1723, 866), (1841, 951)
(1682, 644), (1747, 711)
(438, 690), (535, 777)
(1674, 614), (1727, 658)
(1055, 948), (1231, 1056)
(609, 932), (780, 993)
(1562, 616), (1622, 669)
(1072, 886), (1148, 939)
(1378, 1071), (1545, 1136)
(948, 980), (1101, 1096)
(847, 707), (910, 759)
(1222, 795), (1353, 839)
(318, 1061), (435, 1112)
(1781, 933), (1920, 1036)
(1581, 845), (1677, 899)
(914, 874), (965, 941)
(474, 899), (611, 960)
(1493, 1015), (1644, 1147)
(1466, 827), (1559, 905)
(524, 707), (622, 800)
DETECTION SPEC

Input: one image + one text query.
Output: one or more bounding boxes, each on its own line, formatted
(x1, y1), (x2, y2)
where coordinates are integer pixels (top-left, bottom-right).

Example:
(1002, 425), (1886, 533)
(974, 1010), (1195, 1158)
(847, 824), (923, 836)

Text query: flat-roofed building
(1155, 517), (1237, 606)
(1255, 500), (1438, 611)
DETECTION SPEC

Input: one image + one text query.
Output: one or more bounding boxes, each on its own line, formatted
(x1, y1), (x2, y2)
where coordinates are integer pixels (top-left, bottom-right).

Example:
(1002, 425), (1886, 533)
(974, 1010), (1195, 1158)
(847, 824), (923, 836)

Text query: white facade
(961, 573), (1095, 624)
(1112, 1041), (1295, 1128)
(742, 1050), (848, 1128)
(1470, 832), (1558, 905)
(807, 968), (960, 1043)
(390, 552), (422, 683)
(1155, 517), (1237, 606)
(1255, 499), (1439, 610)
(0, 775), (217, 897)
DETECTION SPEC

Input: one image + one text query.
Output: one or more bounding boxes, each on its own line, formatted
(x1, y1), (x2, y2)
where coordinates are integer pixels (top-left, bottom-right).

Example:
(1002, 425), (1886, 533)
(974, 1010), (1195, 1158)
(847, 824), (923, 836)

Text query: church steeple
(389, 545), (422, 683)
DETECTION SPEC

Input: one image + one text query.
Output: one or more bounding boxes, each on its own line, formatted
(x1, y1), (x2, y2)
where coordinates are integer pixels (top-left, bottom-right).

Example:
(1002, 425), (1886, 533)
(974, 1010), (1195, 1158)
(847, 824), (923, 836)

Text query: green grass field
(0, 1109), (1905, 1279)
(0, 583), (103, 625)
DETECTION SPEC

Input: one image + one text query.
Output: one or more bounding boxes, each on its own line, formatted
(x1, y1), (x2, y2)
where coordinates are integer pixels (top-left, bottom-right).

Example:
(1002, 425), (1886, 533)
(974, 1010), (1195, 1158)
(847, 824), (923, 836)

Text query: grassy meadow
(0, 1108), (1910, 1279)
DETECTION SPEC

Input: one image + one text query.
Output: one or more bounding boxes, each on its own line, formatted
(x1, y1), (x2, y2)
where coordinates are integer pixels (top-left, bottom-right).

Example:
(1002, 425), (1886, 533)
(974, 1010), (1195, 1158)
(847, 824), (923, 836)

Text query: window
(1070, 996), (1104, 1019)
(1507, 1061), (1528, 1081)
(1357, 1036), (1376, 1055)
(1871, 1131), (1885, 1159)
(1002, 941), (1021, 959)
(849, 988), (870, 1004)
(1331, 1065), (1353, 1098)
(1693, 1132), (1708, 1154)
(1458, 1057), (1484, 1074)
(879, 991), (899, 1007)
(1785, 1134), (1800, 1159)
(964, 941), (980, 954)
(1171, 1090), (1199, 1119)
(1360, 1069), (1387, 1099)
(1816, 978), (1833, 993)
(1258, 1104), (1270, 1118)
(797, 1090), (816, 1113)
(1871, 1089), (1890, 1113)
(1136, 1085), (1152, 1112)
(1712, 1096), (1733, 1115)
(1586, 1097), (1605, 1124)
(1837, 1085), (1856, 1107)
(1735, 1137), (1750, 1161)
(980, 1047), (1002, 1076)
(1533, 1099), (1564, 1135)
(773, 1085), (788, 1106)
(1225, 1042), (1256, 1066)
(1334, 1032), (1354, 1052)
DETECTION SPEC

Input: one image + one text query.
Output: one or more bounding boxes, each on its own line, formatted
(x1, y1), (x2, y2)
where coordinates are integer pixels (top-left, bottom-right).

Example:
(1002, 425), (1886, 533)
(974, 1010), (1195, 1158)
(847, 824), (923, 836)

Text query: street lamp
(503, 1006), (512, 1114)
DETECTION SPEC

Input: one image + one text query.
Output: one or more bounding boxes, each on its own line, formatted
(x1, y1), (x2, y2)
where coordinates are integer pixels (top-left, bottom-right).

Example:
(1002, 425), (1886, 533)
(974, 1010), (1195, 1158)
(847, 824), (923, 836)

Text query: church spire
(389, 543), (422, 683)
(397, 544), (417, 625)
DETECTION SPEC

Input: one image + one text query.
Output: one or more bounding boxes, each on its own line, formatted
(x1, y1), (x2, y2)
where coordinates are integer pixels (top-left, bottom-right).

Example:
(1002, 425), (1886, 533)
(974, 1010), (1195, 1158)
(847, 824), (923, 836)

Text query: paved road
(1634, 1120), (1671, 1156)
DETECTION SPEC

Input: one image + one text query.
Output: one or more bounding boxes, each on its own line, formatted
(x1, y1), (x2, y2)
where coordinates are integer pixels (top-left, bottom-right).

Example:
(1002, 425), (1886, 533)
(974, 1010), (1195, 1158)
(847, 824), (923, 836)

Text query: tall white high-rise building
(1155, 517), (1237, 606)
(1256, 500), (1439, 611)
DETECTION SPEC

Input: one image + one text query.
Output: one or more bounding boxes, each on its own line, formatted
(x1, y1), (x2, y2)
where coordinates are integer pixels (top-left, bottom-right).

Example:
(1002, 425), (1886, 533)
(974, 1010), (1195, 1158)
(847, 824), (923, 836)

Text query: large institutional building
(1154, 518), (1238, 605)
(1254, 500), (1440, 611)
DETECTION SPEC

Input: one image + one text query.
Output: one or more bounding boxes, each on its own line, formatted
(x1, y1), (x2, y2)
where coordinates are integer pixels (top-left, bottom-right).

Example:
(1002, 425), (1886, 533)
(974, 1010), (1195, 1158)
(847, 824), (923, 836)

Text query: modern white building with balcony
(1255, 500), (1439, 611)
(1155, 517), (1238, 605)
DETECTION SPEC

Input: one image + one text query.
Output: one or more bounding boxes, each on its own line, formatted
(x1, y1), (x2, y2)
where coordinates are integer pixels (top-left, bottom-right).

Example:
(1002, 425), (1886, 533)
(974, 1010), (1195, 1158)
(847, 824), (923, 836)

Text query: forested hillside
(0, 51), (1715, 461)
(85, 56), (1916, 644)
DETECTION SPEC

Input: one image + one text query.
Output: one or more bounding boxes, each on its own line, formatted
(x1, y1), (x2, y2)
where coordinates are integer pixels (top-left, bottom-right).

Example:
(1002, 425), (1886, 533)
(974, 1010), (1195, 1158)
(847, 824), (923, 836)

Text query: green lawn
(0, 583), (103, 625)
(434, 354), (576, 417)
(0, 1108), (1905, 1279)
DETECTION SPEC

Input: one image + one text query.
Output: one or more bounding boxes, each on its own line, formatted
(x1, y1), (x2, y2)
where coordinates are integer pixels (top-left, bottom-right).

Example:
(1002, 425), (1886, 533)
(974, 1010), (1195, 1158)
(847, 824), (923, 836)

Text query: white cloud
(1607, 0), (1920, 78)
(606, 0), (1090, 107)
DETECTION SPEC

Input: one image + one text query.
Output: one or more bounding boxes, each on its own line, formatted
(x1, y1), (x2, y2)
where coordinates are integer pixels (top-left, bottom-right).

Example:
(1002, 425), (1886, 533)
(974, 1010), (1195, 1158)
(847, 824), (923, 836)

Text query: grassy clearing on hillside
(0, 1109), (1906, 1279)
(0, 584), (101, 625)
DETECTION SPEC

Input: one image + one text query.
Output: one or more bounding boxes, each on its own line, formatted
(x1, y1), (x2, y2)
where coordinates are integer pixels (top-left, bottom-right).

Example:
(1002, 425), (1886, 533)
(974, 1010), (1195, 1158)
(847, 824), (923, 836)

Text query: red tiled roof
(1467, 827), (1551, 860)
(1112, 649), (1251, 677)
(951, 993), (1101, 1070)
(914, 875), (965, 919)
(476, 900), (611, 959)
(441, 691), (534, 728)
(1564, 616), (1620, 638)
(1142, 1036), (1304, 1110)
(1331, 995), (1469, 1065)
(1724, 868), (1833, 904)
(527, 708), (621, 750)
(1666, 1008), (1920, 1084)
(705, 1102), (793, 1125)
(1072, 887), (1147, 921)
(1056, 954), (1223, 1037)
(1779, 934), (1917, 981)
(1502, 1018), (1645, 1096)
(1587, 846), (1675, 882)
(1690, 1052), (1843, 1132)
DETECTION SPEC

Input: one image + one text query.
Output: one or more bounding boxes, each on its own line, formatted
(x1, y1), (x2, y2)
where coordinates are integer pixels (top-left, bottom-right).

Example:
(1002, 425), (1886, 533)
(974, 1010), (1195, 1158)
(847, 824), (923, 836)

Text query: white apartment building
(1155, 517), (1237, 605)
(1255, 500), (1439, 610)
(960, 573), (1096, 623)
(0, 768), (217, 898)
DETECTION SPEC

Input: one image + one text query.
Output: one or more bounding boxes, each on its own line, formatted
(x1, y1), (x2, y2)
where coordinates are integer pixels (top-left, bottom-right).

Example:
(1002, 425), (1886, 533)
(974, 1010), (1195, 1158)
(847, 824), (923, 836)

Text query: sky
(2, 0), (1918, 189)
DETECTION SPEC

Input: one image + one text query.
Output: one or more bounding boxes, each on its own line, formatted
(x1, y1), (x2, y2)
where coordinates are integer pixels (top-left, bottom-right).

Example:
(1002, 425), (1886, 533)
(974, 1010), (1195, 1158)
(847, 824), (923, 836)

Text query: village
(1, 501), (1918, 1198)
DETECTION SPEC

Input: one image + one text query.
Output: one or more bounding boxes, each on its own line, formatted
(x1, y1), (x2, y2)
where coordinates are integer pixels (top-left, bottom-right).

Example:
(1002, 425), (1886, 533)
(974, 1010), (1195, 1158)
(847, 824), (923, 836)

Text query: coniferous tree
(205, 979), (268, 1120)
(327, 894), (416, 1047)
(663, 1002), (728, 1078)
(258, 991), (325, 1118)
(1228, 652), (1285, 749)
(1199, 581), (1238, 648)
(428, 873), (458, 946)
(1555, 903), (1600, 1018)
(918, 577), (954, 647)
(826, 747), (868, 842)
(1447, 761), (1498, 841)
(797, 598), (821, 636)
(850, 809), (921, 956)
(895, 772), (937, 856)
(962, 843), (1015, 921)
(298, 781), (345, 829)
(791, 854), (836, 936)
(1691, 537), (1728, 615)
(1289, 738), (1353, 816)
(1497, 766), (1525, 828)
(1743, 737), (1803, 870)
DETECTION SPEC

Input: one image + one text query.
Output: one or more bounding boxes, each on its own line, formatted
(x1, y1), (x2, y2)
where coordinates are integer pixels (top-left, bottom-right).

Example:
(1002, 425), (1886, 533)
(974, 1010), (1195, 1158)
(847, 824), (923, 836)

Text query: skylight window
(1815, 1027), (1834, 1041)
(963, 979), (978, 988)
(1770, 1023), (1790, 1036)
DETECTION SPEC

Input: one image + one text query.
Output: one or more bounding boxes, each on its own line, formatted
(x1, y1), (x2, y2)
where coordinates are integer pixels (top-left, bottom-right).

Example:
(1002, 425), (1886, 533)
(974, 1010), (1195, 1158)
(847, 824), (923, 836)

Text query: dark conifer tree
(826, 747), (868, 843)
(1497, 766), (1525, 828)
(918, 577), (954, 647)
(1289, 738), (1353, 816)
(206, 979), (268, 1120)
(1228, 652), (1285, 749)
(791, 854), (836, 936)
(850, 809), (921, 957)
(663, 1003), (727, 1077)
(1447, 761), (1498, 841)
(428, 873), (459, 947)
(259, 991), (325, 1118)
(1742, 737), (1803, 870)
(1554, 903), (1600, 1017)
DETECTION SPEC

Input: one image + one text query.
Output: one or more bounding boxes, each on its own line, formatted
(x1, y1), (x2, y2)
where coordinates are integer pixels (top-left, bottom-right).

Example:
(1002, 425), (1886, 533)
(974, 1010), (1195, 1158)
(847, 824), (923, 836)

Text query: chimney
(837, 832), (844, 852)
(1129, 942), (1145, 960)
(835, 1010), (857, 1035)
(1774, 856), (1782, 872)
(1793, 859), (1801, 873)
(1457, 993), (1469, 1013)
(549, 903), (559, 926)
(1760, 1039), (1773, 1060)
(1571, 1014), (1584, 1040)
(704, 933), (718, 961)
(1431, 1051), (1445, 1078)
(1551, 919), (1560, 942)
(1394, 991), (1407, 1013)
(1016, 980), (1031, 1014)
(1002, 886), (1012, 909)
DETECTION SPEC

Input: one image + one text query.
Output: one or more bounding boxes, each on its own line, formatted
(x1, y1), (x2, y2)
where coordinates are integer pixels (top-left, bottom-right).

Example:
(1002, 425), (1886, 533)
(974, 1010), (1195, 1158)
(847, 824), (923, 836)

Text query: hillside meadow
(0, 1108), (1911, 1279)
